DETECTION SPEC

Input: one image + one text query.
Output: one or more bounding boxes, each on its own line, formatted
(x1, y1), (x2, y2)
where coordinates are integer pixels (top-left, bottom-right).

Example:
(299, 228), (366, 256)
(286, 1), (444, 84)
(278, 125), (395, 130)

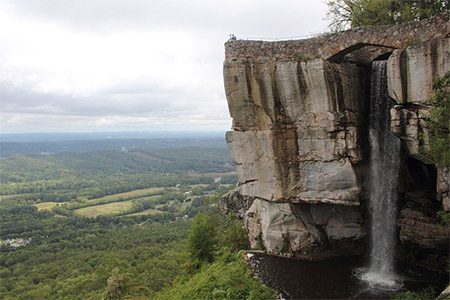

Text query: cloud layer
(0, 0), (329, 133)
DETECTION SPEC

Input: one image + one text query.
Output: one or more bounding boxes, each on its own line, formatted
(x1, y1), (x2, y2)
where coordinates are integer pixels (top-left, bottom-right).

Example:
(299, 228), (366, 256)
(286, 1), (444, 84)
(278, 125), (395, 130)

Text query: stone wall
(225, 13), (449, 62)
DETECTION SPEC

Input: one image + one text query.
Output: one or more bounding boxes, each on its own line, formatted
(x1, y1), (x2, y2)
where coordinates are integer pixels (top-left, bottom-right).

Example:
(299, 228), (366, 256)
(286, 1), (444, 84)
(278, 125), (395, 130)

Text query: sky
(0, 0), (330, 134)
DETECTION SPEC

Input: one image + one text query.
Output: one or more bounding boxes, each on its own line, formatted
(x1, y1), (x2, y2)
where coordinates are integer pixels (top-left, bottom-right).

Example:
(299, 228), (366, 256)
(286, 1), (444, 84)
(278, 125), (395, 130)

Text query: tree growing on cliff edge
(187, 213), (218, 266)
(326, 0), (450, 31)
(423, 72), (450, 168)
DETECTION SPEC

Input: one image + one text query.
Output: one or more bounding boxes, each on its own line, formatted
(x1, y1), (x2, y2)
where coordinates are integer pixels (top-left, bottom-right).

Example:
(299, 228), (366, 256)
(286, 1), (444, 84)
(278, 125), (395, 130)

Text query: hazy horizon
(0, 130), (227, 142)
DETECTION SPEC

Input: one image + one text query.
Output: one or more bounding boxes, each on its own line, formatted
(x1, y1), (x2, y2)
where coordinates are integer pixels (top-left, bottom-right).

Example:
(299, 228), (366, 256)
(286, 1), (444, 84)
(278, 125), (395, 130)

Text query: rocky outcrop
(224, 59), (368, 207)
(245, 200), (365, 257)
(220, 188), (254, 220)
(398, 207), (449, 270)
(398, 208), (448, 250)
(388, 38), (450, 211)
(387, 38), (449, 105)
(221, 19), (449, 267)
(386, 38), (450, 270)
(223, 52), (369, 255)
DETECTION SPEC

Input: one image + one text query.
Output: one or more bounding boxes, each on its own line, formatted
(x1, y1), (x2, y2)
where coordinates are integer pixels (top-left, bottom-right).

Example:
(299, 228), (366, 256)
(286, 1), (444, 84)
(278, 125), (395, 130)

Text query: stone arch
(327, 42), (398, 62)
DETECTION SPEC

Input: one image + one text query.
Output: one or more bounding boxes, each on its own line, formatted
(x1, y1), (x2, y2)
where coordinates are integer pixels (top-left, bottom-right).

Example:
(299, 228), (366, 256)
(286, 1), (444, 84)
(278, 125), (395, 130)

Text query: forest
(0, 136), (273, 299)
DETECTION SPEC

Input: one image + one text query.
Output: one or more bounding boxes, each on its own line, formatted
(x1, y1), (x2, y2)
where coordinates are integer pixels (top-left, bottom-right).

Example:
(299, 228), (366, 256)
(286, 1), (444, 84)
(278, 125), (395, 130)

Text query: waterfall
(362, 60), (402, 288)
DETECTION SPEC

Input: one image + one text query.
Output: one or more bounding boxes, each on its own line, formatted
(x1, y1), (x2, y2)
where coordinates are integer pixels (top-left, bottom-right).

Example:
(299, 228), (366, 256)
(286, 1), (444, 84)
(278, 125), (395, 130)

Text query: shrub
(186, 213), (218, 265)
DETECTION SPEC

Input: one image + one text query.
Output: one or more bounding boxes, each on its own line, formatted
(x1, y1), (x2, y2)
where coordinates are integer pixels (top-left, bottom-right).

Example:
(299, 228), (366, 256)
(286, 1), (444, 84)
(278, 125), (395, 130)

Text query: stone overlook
(221, 14), (449, 268)
(225, 13), (449, 62)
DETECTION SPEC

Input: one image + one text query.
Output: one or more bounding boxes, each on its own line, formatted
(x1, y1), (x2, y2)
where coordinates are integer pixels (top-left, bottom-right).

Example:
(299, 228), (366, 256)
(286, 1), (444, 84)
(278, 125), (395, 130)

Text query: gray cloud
(0, 0), (328, 133)
(7, 0), (328, 36)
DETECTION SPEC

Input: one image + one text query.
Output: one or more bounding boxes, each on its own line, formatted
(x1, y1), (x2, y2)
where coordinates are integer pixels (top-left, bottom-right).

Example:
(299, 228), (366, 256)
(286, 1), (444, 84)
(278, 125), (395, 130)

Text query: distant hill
(0, 147), (234, 183)
(0, 131), (227, 157)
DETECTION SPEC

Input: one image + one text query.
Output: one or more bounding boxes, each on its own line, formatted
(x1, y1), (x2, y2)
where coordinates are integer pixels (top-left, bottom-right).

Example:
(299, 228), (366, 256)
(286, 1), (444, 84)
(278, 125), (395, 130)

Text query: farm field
(87, 187), (165, 202)
(31, 183), (223, 218)
(74, 200), (135, 217)
(34, 202), (67, 211)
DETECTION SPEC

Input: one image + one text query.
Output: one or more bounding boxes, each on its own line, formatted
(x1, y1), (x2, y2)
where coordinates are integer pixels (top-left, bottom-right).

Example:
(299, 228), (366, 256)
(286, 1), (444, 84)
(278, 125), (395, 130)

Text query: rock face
(224, 59), (367, 206)
(387, 38), (449, 105)
(387, 38), (450, 269)
(222, 54), (369, 256)
(221, 22), (449, 268)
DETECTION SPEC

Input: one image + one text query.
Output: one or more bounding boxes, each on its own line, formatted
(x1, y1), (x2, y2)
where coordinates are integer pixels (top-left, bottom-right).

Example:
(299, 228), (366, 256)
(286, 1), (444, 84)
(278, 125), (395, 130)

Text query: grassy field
(34, 202), (67, 211)
(74, 200), (135, 218)
(87, 187), (166, 202)
(34, 184), (209, 217)
(180, 200), (194, 211)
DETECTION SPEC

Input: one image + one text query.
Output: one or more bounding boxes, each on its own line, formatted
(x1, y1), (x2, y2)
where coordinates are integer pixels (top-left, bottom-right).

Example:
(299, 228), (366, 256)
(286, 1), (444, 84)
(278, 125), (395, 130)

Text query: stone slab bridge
(225, 13), (449, 62)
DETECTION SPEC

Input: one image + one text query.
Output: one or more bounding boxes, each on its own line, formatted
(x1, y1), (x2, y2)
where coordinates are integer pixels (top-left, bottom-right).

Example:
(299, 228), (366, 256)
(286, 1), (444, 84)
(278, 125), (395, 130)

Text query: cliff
(221, 15), (449, 268)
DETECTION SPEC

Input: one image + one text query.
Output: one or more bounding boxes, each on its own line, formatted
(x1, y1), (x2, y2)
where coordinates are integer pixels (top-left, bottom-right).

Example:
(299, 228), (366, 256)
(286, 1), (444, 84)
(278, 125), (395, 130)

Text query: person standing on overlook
(229, 34), (237, 41)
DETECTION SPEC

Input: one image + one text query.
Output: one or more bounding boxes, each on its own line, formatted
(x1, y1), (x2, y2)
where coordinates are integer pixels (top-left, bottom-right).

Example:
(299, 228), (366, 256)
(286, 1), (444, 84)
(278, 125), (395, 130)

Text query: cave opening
(399, 156), (437, 207)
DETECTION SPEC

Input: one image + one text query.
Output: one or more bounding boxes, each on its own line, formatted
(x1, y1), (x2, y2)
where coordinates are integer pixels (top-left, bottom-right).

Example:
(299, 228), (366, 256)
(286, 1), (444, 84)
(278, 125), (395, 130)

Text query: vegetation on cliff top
(326, 0), (449, 31)
(155, 207), (273, 300)
(424, 72), (450, 168)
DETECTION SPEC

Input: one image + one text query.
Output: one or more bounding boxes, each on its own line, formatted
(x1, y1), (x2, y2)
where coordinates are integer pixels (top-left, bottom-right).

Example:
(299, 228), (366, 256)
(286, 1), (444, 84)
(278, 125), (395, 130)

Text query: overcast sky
(0, 0), (329, 133)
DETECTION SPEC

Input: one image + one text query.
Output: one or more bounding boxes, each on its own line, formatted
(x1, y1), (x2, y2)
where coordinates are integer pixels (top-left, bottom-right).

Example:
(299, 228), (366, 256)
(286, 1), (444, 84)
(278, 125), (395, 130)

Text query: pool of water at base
(247, 253), (448, 299)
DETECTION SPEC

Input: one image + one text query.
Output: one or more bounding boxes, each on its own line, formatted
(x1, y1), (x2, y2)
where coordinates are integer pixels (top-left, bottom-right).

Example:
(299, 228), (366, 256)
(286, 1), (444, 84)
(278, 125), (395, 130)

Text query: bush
(155, 251), (275, 300)
(391, 286), (437, 300)
(186, 213), (218, 265)
(221, 215), (250, 252)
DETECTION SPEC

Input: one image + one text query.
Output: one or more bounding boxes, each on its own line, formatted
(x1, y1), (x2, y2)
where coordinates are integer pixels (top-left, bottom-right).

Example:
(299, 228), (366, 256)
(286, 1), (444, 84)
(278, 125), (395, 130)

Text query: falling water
(362, 60), (402, 289)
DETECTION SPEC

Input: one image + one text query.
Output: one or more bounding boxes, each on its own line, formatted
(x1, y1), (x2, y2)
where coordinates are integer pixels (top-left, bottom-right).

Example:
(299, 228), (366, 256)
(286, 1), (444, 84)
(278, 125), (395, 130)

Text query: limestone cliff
(388, 38), (449, 269)
(222, 55), (369, 256)
(221, 15), (449, 267)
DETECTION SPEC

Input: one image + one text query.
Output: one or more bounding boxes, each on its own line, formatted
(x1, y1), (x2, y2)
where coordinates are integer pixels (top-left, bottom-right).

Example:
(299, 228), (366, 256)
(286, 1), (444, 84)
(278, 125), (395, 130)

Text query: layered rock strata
(222, 55), (369, 255)
(388, 38), (449, 269)
(221, 19), (449, 265)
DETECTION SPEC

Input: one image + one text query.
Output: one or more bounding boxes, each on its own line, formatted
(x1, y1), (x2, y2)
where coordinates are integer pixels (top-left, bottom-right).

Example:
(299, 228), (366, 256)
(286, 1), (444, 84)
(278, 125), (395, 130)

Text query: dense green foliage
(0, 140), (273, 299)
(326, 0), (449, 31)
(391, 286), (439, 300)
(1, 214), (191, 299)
(159, 208), (272, 300)
(155, 250), (274, 300)
(423, 72), (450, 167)
(0, 194), (271, 300)
(187, 213), (219, 264)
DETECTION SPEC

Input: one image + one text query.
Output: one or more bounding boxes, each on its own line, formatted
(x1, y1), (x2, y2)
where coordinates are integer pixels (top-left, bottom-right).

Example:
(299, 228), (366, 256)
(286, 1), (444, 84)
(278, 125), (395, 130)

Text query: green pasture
(74, 200), (135, 218)
(34, 202), (66, 211)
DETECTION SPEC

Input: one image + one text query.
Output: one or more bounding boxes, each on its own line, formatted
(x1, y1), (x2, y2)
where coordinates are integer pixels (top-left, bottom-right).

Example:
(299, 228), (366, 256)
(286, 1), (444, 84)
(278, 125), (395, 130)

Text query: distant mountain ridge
(0, 131), (227, 157)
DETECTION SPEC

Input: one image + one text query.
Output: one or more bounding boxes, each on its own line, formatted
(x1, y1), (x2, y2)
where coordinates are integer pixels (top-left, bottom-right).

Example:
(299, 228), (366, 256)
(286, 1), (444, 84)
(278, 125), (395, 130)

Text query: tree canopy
(326, 0), (450, 31)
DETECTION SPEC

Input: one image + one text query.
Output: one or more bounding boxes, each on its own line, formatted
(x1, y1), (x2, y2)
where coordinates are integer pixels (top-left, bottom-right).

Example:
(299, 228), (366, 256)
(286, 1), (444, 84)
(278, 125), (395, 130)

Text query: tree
(102, 268), (132, 300)
(423, 72), (450, 167)
(326, 0), (450, 31)
(186, 213), (218, 265)
(221, 215), (250, 252)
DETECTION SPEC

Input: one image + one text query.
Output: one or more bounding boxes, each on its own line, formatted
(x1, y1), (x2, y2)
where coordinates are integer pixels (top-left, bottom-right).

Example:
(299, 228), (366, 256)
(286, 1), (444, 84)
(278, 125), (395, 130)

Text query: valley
(0, 134), (273, 299)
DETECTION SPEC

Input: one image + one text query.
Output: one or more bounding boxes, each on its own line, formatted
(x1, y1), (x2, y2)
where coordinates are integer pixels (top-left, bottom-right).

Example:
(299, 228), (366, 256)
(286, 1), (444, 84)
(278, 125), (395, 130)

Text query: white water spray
(362, 60), (402, 289)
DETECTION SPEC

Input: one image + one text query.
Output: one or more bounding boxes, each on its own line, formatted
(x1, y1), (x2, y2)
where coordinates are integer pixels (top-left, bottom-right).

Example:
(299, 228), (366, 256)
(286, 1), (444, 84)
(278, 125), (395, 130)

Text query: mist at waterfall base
(246, 60), (447, 299)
